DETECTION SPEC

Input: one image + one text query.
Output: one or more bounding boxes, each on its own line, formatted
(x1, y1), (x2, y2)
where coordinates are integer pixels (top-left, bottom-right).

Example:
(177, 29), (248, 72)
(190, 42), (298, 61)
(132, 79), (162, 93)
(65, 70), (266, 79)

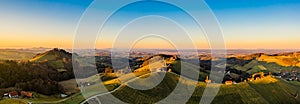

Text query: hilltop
(29, 48), (73, 73)
(30, 48), (72, 62)
(0, 48), (75, 96)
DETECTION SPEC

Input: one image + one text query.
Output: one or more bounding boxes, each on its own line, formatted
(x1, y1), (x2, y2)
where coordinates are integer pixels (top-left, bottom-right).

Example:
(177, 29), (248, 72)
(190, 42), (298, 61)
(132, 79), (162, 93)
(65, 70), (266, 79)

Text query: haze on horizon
(0, 0), (300, 49)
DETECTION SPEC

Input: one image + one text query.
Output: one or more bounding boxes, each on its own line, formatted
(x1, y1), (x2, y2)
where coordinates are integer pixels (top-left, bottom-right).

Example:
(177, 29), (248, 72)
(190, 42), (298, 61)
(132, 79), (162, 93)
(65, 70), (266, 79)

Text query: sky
(0, 0), (300, 49)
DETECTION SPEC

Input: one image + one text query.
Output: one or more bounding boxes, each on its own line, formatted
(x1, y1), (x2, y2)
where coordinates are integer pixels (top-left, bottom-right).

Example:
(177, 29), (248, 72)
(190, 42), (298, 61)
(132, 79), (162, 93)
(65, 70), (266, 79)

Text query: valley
(1, 48), (300, 104)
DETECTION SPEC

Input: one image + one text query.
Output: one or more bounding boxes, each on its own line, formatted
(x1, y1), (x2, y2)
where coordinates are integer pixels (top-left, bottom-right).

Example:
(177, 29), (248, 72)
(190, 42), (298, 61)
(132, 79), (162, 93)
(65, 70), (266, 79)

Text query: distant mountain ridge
(236, 52), (300, 67)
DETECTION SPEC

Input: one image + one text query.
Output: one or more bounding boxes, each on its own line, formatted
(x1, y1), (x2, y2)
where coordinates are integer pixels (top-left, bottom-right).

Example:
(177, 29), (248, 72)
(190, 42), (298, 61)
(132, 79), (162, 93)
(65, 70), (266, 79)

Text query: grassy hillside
(100, 72), (184, 103)
(0, 98), (28, 104)
(0, 49), (76, 97)
(243, 60), (300, 74)
(172, 60), (209, 81)
(93, 72), (300, 104)
(245, 52), (300, 67)
(29, 48), (71, 62)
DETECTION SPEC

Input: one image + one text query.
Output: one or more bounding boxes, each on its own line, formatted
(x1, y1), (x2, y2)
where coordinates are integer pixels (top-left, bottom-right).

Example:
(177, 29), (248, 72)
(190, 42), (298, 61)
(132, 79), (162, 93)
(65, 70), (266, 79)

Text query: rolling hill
(2, 48), (300, 103)
(0, 48), (76, 97)
(93, 72), (300, 104)
(29, 48), (73, 72)
(236, 52), (300, 67)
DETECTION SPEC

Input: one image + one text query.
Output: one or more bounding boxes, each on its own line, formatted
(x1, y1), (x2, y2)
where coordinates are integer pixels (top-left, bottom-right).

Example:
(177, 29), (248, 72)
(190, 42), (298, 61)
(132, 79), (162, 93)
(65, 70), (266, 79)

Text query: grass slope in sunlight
(96, 72), (300, 104)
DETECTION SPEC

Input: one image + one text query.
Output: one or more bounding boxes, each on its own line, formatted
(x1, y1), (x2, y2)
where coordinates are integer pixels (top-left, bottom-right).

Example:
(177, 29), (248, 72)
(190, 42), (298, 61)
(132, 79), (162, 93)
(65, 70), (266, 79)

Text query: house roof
(21, 91), (33, 97)
(9, 91), (18, 96)
(225, 81), (233, 84)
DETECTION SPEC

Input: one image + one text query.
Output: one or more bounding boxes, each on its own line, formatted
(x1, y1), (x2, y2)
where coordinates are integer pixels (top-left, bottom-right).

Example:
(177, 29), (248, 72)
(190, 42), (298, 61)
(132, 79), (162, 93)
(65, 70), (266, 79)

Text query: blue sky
(0, 0), (299, 49)
(206, 0), (300, 43)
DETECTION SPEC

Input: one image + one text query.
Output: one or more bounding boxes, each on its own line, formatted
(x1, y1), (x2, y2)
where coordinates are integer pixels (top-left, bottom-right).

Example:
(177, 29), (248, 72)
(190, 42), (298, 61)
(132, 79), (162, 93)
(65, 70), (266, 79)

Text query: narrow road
(80, 72), (156, 104)
(80, 71), (202, 104)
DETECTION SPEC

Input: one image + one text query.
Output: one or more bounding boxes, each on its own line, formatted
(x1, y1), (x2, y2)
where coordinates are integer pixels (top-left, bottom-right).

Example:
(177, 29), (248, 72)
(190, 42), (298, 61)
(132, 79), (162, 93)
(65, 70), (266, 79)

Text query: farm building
(21, 91), (33, 98)
(8, 91), (19, 98)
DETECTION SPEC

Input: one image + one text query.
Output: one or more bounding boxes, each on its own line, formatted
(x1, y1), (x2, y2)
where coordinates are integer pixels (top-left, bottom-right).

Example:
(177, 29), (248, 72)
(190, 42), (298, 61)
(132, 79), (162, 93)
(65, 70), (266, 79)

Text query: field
(25, 93), (62, 103)
(0, 98), (28, 104)
(90, 72), (300, 104)
(3, 71), (300, 104)
(172, 60), (209, 81)
(59, 79), (80, 95)
(257, 54), (300, 67)
(0, 48), (50, 61)
(0, 50), (35, 61)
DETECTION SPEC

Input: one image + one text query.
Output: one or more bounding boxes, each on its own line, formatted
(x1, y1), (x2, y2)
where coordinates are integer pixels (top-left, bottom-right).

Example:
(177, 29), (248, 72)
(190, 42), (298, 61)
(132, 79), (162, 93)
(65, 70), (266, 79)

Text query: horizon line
(1, 47), (300, 50)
